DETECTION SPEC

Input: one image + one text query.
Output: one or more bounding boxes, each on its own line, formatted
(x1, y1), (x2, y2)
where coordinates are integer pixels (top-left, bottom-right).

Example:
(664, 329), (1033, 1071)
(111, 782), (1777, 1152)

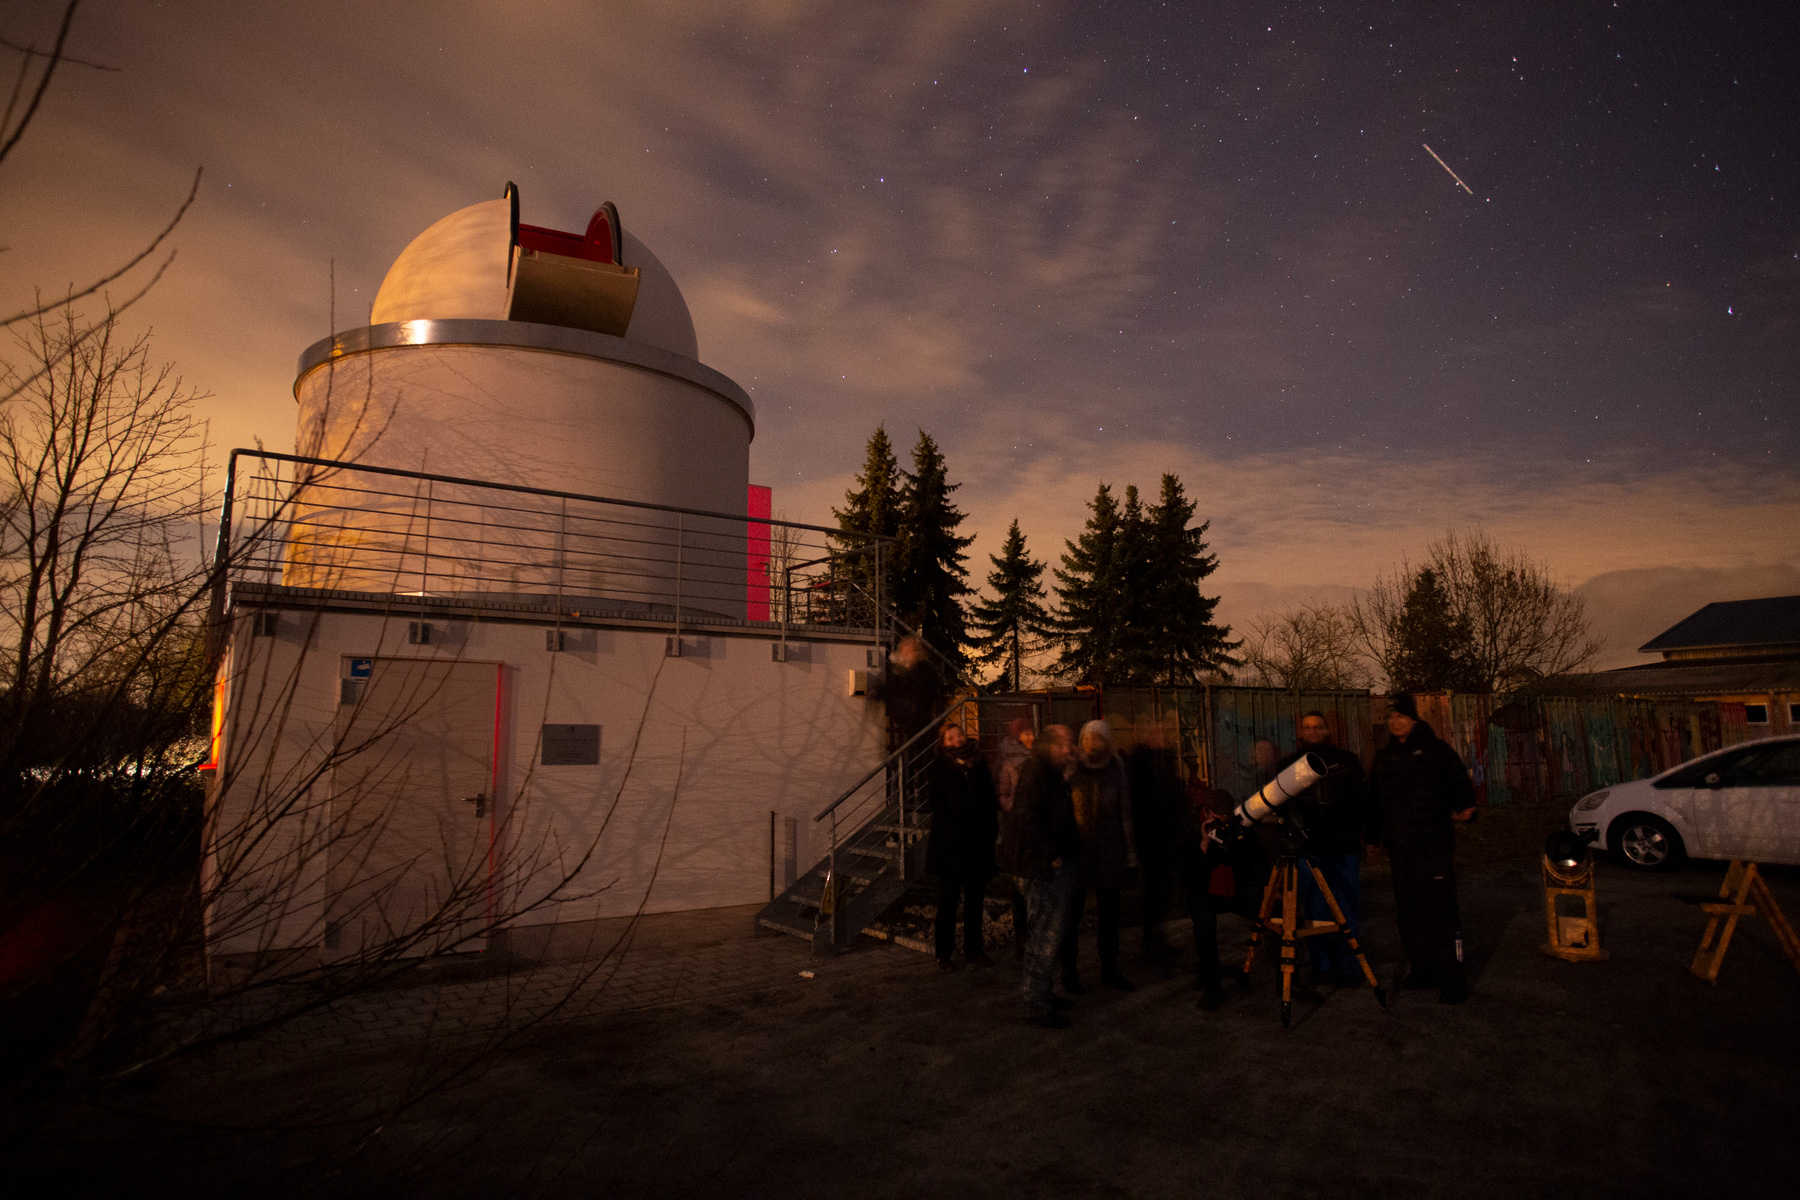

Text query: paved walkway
(203, 930), (918, 1069)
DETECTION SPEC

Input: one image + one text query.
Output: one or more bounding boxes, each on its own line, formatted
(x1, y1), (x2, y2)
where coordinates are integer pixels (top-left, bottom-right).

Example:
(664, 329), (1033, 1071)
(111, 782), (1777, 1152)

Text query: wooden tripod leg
(1306, 860), (1385, 1000)
(1280, 861), (1298, 1029)
(1244, 863), (1283, 973)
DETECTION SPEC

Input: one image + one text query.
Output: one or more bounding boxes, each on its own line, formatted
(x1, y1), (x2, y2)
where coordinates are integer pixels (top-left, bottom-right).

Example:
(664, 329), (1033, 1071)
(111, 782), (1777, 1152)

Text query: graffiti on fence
(973, 684), (1755, 809)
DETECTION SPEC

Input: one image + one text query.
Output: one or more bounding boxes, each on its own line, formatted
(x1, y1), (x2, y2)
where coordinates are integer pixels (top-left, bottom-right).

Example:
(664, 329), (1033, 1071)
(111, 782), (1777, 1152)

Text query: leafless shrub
(1236, 602), (1367, 690)
(1351, 530), (1601, 693)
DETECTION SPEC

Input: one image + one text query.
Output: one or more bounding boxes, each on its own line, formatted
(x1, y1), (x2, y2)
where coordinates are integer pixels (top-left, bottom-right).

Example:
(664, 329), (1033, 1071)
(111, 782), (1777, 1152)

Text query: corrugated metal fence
(974, 686), (1753, 806)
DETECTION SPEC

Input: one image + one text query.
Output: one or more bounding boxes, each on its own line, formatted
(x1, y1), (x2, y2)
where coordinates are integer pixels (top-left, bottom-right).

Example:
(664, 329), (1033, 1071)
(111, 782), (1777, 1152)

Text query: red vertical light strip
(746, 484), (772, 622)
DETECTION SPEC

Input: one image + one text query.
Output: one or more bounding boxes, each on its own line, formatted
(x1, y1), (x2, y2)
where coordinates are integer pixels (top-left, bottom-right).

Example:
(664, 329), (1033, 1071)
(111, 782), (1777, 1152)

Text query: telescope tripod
(1244, 854), (1388, 1029)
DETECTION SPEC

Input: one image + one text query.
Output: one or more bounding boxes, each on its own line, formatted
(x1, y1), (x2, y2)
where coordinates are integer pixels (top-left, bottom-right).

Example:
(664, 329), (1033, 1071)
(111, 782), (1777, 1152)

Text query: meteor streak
(1422, 143), (1475, 195)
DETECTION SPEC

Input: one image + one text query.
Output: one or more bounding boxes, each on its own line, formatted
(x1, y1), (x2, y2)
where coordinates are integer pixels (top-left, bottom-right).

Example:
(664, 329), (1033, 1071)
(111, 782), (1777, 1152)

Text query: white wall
(207, 601), (885, 959)
(285, 343), (752, 614)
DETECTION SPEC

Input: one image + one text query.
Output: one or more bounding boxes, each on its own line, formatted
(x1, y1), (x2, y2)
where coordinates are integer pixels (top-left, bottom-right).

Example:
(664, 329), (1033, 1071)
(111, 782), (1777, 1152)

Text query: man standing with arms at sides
(1128, 714), (1184, 975)
(1063, 720), (1136, 993)
(1280, 712), (1371, 989)
(1368, 694), (1477, 1004)
(997, 725), (1081, 1028)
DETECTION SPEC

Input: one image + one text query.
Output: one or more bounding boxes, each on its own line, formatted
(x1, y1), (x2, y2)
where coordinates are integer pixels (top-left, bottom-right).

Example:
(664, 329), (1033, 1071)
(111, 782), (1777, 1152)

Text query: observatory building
(204, 188), (904, 969)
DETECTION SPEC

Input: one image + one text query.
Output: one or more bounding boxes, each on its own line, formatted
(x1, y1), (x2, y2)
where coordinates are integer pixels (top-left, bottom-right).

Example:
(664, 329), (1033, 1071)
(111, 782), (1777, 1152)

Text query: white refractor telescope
(1235, 753), (1327, 825)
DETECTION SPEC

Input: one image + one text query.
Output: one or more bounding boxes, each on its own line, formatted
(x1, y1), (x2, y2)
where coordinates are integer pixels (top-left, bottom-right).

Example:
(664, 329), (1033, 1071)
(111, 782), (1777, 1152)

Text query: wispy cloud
(4, 0), (1793, 661)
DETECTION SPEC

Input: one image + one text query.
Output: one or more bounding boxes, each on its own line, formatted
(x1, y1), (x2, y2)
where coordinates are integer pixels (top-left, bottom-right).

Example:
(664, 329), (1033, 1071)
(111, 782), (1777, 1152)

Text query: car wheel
(1609, 813), (1685, 871)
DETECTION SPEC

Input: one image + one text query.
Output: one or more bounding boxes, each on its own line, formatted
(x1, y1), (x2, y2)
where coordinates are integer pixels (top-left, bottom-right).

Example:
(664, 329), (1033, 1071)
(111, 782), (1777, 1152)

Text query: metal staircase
(756, 714), (951, 954)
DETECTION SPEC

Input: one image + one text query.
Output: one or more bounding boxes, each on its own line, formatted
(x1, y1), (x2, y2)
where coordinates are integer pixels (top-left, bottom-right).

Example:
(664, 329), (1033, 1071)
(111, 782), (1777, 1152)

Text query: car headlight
(1574, 790), (1610, 812)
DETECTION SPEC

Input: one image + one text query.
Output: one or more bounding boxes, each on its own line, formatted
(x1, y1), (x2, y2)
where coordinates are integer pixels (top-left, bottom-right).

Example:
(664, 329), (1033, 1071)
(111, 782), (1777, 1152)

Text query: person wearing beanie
(1368, 693), (1478, 1004)
(1061, 719), (1137, 993)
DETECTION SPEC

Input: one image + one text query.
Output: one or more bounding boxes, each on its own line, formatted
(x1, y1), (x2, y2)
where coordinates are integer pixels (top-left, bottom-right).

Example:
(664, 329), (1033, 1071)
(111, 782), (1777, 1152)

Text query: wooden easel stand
(1690, 860), (1800, 985)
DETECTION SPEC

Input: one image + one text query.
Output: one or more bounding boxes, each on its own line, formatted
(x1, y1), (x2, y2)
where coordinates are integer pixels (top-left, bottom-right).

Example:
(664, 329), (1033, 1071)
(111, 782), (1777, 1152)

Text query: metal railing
(804, 691), (970, 934)
(207, 449), (891, 646)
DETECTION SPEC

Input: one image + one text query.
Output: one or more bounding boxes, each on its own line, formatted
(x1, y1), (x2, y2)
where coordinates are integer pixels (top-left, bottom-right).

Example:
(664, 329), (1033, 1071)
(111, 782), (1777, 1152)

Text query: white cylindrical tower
(285, 189), (754, 617)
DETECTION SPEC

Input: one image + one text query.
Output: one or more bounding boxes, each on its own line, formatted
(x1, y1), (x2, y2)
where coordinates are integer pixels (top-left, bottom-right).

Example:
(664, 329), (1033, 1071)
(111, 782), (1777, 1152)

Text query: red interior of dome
(516, 208), (616, 264)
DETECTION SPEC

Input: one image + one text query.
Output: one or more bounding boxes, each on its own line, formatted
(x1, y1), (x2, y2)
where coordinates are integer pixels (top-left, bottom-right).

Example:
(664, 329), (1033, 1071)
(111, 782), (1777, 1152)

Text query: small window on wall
(1745, 703), (1769, 725)
(1790, 702), (1800, 724)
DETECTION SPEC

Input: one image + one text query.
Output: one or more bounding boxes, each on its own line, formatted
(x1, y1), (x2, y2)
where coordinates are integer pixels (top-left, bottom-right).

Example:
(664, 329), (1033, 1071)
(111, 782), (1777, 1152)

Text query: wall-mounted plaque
(542, 723), (600, 766)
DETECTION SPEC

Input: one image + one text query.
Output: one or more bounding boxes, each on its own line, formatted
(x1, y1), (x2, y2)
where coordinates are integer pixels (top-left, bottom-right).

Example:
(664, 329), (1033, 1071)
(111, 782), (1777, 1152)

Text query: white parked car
(1569, 735), (1800, 869)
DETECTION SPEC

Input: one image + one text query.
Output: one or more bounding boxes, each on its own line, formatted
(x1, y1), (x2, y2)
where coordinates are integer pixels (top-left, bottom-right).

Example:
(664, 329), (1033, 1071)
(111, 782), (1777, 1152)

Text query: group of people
(919, 692), (1478, 1029)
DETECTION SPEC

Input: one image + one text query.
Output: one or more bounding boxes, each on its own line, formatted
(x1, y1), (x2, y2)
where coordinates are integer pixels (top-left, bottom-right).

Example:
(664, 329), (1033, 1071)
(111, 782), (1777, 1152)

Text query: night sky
(6, 2), (1797, 665)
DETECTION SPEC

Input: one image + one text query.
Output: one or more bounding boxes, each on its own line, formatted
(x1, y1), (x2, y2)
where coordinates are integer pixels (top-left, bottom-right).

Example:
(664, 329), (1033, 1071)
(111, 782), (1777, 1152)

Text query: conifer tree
(1112, 484), (1154, 677)
(832, 426), (903, 619)
(1136, 473), (1236, 683)
(1387, 567), (1485, 692)
(894, 430), (973, 662)
(1052, 482), (1131, 684)
(968, 520), (1053, 692)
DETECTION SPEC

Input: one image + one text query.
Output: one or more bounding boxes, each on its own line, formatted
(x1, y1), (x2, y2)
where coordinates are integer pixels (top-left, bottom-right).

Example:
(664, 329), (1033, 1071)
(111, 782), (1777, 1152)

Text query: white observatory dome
(370, 193), (700, 360)
(293, 185), (754, 604)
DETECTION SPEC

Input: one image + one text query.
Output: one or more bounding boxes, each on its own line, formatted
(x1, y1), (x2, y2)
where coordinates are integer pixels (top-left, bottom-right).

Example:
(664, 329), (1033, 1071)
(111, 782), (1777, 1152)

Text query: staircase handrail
(813, 697), (966, 823)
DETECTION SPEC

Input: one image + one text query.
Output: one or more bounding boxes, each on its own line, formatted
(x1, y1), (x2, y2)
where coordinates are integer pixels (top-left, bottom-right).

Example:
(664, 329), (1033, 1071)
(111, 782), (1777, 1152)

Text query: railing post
(556, 497), (567, 604)
(420, 476), (434, 597)
(827, 813), (840, 949)
(203, 450), (242, 666)
(779, 565), (790, 658)
(674, 513), (683, 639)
(897, 747), (907, 867)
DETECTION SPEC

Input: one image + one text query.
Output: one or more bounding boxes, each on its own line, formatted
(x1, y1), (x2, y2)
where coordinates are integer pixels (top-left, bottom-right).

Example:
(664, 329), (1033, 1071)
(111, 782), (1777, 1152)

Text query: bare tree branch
(0, 166), (201, 331)
(0, 0), (78, 168)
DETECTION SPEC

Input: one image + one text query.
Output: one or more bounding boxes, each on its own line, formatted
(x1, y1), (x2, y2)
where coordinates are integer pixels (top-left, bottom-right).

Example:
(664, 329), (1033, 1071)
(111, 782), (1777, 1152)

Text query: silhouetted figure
(1062, 720), (1136, 993)
(1369, 693), (1478, 1005)
(1278, 710), (1372, 987)
(925, 723), (998, 971)
(876, 635), (945, 752)
(1128, 715), (1186, 972)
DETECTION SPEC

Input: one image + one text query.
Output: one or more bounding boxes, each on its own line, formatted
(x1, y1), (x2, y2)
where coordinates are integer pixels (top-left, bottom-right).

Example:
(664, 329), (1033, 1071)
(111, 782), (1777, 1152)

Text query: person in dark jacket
(997, 724), (1081, 1027)
(1063, 720), (1136, 993)
(1128, 715), (1185, 972)
(926, 723), (999, 971)
(1368, 693), (1478, 1004)
(875, 636), (945, 752)
(1178, 786), (1252, 1010)
(1279, 711), (1372, 987)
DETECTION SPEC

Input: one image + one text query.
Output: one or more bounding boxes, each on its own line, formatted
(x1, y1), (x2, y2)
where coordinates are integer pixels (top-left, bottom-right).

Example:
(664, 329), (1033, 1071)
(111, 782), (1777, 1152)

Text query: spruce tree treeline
(836, 428), (1232, 688)
(1053, 473), (1235, 686)
(834, 426), (973, 666)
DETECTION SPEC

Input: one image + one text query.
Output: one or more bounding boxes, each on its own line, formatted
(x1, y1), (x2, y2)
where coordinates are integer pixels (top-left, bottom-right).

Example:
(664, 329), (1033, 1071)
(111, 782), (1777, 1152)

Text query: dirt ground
(14, 852), (1800, 1199)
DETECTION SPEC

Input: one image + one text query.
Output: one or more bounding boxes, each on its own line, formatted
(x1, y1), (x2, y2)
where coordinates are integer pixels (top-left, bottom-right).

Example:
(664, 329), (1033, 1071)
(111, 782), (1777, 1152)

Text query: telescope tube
(1236, 752), (1327, 825)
